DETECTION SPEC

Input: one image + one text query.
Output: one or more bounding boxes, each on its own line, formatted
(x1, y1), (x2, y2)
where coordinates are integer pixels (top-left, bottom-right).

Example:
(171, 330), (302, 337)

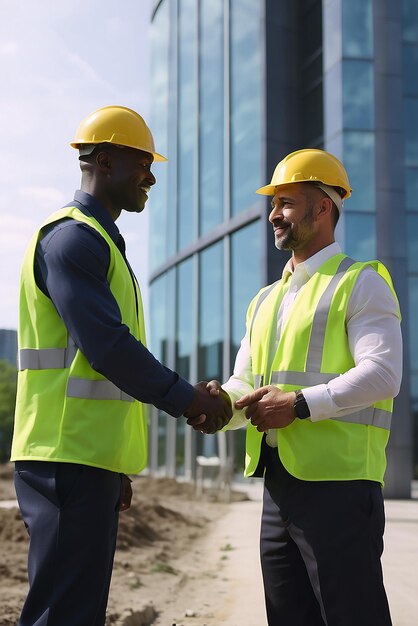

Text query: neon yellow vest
(11, 206), (148, 474)
(245, 253), (399, 484)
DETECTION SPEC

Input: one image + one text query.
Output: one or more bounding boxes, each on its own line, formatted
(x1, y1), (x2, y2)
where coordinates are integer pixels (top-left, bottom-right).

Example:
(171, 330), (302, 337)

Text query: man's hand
(119, 474), (133, 512)
(235, 386), (296, 431)
(184, 381), (232, 434)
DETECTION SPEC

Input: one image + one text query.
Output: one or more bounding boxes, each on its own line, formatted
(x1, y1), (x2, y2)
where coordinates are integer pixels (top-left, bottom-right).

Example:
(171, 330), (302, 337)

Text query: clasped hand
(235, 385), (296, 431)
(184, 381), (232, 434)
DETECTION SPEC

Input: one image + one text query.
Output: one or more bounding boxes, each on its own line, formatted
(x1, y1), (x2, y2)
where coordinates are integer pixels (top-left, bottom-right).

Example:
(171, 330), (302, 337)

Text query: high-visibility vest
(245, 253), (400, 484)
(11, 206), (148, 474)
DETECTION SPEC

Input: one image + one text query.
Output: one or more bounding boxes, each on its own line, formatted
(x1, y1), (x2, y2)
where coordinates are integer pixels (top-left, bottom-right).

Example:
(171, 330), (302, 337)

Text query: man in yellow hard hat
(11, 105), (231, 626)
(207, 149), (401, 625)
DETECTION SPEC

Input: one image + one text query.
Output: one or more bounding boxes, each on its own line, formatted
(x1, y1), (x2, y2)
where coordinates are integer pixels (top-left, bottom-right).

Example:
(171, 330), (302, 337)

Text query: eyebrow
(273, 195), (295, 203)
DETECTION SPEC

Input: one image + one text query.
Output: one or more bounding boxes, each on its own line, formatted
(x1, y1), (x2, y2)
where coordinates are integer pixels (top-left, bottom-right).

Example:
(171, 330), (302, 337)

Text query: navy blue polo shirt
(34, 190), (194, 417)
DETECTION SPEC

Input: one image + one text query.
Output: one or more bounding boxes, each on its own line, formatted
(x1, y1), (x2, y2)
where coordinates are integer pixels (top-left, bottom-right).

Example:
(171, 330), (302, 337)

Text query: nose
(269, 200), (283, 224)
(147, 169), (156, 186)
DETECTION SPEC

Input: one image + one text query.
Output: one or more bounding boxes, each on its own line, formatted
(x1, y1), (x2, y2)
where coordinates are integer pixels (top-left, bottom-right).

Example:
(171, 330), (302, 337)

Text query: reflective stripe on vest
(18, 342), (77, 371)
(67, 379), (135, 402)
(253, 256), (391, 431)
(306, 256), (355, 370)
(18, 342), (133, 402)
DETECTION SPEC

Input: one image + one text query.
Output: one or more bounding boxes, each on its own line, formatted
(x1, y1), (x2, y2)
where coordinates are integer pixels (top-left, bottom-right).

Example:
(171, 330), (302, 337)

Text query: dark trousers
(14, 461), (123, 626)
(260, 443), (392, 626)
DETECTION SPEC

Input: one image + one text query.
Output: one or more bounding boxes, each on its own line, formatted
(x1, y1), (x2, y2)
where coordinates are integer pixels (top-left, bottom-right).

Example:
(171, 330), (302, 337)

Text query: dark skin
(78, 144), (232, 442)
(205, 183), (338, 430)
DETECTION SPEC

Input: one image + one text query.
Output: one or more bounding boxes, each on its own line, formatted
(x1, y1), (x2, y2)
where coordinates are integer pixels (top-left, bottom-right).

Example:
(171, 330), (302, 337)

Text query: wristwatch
(293, 390), (310, 420)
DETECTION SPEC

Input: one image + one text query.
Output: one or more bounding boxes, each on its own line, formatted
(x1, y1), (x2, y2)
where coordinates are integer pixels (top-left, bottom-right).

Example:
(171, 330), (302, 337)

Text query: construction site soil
(0, 463), (247, 626)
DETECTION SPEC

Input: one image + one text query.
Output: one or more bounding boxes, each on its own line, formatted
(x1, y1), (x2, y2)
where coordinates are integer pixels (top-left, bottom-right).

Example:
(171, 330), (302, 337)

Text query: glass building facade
(149, 0), (416, 496)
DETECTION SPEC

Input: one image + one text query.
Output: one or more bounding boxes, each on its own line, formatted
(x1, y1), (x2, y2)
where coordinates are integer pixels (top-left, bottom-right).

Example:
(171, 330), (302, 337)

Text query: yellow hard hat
(256, 149), (351, 199)
(70, 105), (167, 161)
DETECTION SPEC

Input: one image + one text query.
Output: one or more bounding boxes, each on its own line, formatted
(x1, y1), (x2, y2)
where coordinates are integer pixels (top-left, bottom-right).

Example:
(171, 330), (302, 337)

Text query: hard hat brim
(256, 184), (276, 195)
(70, 141), (167, 162)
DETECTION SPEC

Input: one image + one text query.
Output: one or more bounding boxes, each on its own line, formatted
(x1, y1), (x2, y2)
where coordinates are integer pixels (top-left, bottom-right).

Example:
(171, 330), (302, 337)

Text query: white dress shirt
(223, 243), (403, 442)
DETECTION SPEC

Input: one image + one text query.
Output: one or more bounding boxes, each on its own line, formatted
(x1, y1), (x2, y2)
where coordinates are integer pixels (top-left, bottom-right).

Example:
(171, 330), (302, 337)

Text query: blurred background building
(148, 0), (417, 497)
(0, 330), (17, 367)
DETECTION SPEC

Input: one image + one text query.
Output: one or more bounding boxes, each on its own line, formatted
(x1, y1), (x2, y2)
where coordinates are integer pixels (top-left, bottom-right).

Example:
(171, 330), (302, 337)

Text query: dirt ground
(0, 463), (248, 626)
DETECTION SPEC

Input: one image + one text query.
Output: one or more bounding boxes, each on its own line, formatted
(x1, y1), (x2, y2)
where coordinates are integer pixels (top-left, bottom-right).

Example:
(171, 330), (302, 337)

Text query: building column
(373, 0), (412, 498)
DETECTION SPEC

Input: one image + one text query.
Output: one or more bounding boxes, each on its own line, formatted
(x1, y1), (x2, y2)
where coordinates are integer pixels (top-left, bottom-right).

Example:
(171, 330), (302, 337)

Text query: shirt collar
(281, 242), (342, 280)
(72, 190), (120, 244)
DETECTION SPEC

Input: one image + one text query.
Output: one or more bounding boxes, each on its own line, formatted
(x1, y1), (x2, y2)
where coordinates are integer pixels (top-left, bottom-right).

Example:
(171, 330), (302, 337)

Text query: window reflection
(403, 45), (418, 96)
(403, 0), (418, 43)
(200, 0), (224, 235)
(150, 3), (169, 271)
(230, 221), (262, 362)
(178, 0), (197, 250)
(344, 213), (376, 261)
(198, 242), (224, 381)
(343, 131), (375, 212)
(176, 259), (193, 380)
(230, 0), (263, 216)
(405, 168), (418, 211)
(342, 0), (373, 58)
(407, 215), (418, 272)
(404, 99), (418, 167)
(409, 278), (418, 371)
(150, 270), (175, 470)
(343, 60), (374, 130)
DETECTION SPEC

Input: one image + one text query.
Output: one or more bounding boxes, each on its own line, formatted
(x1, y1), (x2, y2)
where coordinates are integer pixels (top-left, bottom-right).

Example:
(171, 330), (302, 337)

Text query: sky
(0, 0), (154, 330)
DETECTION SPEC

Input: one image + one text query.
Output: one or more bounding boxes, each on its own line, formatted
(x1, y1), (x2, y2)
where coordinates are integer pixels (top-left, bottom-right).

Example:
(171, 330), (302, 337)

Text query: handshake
(183, 380), (232, 434)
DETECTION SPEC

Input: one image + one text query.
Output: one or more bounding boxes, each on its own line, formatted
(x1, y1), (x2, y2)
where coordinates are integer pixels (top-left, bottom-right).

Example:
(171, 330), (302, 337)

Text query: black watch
(293, 390), (310, 420)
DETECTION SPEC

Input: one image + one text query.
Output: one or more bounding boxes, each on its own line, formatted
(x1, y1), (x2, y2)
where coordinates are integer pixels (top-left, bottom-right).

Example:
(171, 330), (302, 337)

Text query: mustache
(272, 221), (292, 230)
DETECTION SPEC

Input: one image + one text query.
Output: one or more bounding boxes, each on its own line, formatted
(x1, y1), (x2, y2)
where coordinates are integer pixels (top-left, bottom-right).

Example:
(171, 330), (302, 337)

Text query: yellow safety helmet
(70, 105), (167, 161)
(256, 148), (351, 199)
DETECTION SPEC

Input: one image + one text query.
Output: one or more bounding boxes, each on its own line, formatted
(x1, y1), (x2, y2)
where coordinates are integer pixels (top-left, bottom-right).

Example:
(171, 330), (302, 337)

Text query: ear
(315, 196), (333, 221)
(95, 150), (112, 174)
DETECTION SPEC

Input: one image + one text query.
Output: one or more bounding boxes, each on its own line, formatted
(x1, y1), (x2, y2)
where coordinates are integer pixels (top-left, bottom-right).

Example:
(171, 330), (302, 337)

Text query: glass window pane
(230, 0), (263, 216)
(150, 274), (168, 363)
(403, 0), (418, 44)
(150, 3), (169, 271)
(342, 0), (373, 58)
(198, 241), (224, 381)
(403, 45), (418, 97)
(406, 168), (418, 211)
(404, 98), (418, 167)
(344, 213), (376, 260)
(343, 131), (375, 212)
(407, 214), (418, 272)
(178, 0), (197, 250)
(409, 278), (418, 371)
(176, 259), (194, 380)
(343, 60), (374, 130)
(200, 0), (224, 235)
(150, 270), (175, 471)
(230, 221), (262, 360)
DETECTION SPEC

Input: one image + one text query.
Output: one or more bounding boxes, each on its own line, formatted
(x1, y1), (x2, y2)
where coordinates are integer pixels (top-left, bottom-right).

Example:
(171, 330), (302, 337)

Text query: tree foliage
(0, 359), (17, 462)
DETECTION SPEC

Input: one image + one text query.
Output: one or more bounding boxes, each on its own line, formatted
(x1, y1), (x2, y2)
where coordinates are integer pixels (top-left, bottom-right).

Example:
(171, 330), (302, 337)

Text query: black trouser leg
(14, 461), (122, 626)
(260, 443), (392, 626)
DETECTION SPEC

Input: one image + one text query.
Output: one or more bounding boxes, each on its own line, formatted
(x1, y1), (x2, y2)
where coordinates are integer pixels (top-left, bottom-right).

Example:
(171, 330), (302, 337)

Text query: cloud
(18, 187), (66, 207)
(0, 41), (19, 56)
(0, 0), (152, 329)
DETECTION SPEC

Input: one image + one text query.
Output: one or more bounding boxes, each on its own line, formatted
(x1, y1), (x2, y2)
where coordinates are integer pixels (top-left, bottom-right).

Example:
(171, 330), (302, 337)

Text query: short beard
(274, 203), (315, 251)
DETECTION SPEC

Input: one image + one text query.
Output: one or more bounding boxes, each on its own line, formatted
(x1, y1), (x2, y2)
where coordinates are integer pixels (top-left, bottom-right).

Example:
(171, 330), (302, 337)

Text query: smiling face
(268, 182), (335, 263)
(107, 146), (156, 214)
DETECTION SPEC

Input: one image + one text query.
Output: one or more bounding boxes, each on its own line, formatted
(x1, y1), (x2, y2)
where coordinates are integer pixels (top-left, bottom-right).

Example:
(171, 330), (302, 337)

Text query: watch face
(294, 391), (310, 419)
